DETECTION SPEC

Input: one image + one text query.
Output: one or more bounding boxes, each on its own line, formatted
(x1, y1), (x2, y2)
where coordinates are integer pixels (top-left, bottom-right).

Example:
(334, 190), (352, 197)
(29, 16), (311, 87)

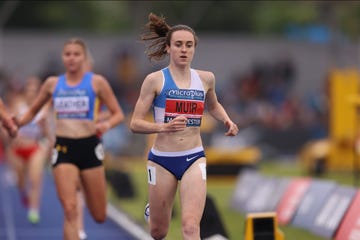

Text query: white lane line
(0, 166), (16, 240)
(107, 203), (152, 240)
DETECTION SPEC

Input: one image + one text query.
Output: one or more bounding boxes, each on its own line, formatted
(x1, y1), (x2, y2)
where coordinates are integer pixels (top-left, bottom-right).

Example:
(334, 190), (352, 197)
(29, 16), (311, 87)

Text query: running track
(0, 162), (152, 240)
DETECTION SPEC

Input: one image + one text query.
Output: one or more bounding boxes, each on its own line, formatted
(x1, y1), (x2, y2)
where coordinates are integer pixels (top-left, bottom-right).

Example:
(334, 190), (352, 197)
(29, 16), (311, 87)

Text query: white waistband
(150, 146), (204, 157)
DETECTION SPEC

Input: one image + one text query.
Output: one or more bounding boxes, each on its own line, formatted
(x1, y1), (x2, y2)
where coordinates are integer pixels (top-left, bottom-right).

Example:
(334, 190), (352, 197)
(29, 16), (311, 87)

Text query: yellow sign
(244, 212), (284, 240)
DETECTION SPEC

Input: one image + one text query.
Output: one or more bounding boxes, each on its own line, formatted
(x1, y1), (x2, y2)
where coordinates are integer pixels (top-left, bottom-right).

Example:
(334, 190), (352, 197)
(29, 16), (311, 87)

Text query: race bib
(164, 89), (205, 127)
(54, 96), (90, 118)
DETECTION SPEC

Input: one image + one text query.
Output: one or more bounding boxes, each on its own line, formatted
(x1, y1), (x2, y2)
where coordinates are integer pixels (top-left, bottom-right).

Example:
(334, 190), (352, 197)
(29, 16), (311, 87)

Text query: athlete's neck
(65, 70), (86, 85)
(168, 63), (190, 75)
(168, 65), (191, 87)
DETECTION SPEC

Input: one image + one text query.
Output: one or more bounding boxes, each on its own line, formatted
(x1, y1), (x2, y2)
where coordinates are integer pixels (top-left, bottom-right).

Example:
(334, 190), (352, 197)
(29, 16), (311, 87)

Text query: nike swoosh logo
(186, 155), (199, 162)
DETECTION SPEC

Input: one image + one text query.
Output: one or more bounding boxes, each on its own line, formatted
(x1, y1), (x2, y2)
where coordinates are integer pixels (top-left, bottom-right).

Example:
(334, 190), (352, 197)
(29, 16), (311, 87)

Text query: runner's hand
(2, 115), (18, 137)
(224, 120), (238, 136)
(164, 115), (187, 132)
(95, 121), (111, 135)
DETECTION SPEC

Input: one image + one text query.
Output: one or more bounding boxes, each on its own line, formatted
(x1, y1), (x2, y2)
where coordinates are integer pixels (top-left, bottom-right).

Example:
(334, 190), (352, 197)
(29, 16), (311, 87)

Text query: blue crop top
(52, 72), (99, 120)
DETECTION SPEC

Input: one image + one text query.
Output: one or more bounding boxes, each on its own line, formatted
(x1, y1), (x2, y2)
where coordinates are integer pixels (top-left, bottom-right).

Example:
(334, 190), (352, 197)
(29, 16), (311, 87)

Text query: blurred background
(0, 1), (360, 239)
(1, 0), (359, 158)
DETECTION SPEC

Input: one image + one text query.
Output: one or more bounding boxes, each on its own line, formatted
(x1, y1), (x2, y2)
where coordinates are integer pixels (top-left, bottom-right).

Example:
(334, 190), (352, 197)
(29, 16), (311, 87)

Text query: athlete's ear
(166, 45), (170, 54)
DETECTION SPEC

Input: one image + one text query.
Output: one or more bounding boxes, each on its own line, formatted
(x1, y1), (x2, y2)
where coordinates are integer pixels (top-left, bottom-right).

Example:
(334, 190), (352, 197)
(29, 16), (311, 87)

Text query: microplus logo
(167, 89), (204, 100)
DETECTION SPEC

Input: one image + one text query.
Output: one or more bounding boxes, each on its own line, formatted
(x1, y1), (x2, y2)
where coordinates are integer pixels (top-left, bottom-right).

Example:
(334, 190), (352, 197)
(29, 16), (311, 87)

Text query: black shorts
(51, 135), (105, 170)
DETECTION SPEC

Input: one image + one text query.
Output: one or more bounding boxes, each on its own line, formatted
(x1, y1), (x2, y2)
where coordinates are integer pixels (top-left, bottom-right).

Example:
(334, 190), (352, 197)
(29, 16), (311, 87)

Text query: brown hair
(141, 13), (198, 62)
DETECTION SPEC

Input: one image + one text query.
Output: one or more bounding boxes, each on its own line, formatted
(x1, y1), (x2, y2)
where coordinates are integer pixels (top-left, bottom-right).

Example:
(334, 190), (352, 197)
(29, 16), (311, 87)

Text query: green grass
(107, 159), (355, 240)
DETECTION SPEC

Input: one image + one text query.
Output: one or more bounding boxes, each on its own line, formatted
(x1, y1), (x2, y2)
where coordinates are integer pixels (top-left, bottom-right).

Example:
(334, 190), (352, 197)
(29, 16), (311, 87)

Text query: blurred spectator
(220, 56), (327, 155)
(108, 47), (141, 114)
(102, 47), (150, 158)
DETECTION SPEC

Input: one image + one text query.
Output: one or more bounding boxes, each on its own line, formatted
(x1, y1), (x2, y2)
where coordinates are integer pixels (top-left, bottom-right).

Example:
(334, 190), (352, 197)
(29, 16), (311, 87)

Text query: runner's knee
(182, 218), (199, 238)
(91, 210), (106, 223)
(150, 227), (167, 240)
(62, 200), (77, 221)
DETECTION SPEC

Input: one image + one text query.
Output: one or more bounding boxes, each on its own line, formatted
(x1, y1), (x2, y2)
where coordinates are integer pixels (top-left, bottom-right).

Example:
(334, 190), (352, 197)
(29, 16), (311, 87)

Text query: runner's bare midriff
(153, 127), (202, 152)
(55, 119), (96, 138)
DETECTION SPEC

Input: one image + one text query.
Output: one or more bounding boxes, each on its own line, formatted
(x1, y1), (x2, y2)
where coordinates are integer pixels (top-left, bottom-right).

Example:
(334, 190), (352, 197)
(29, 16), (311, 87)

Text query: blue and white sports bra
(53, 72), (100, 120)
(153, 67), (206, 127)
